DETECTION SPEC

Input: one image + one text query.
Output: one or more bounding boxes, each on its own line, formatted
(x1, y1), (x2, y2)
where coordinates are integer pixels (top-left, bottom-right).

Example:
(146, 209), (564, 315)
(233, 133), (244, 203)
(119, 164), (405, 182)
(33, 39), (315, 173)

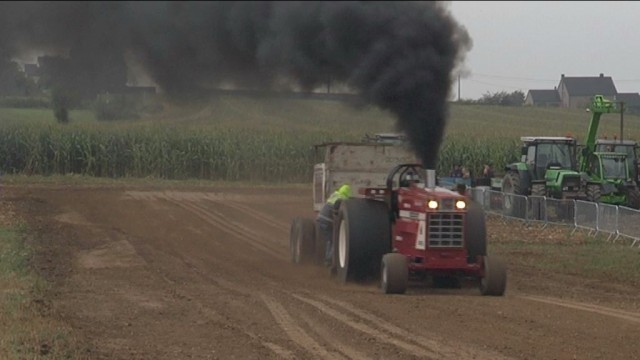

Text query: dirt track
(6, 184), (640, 359)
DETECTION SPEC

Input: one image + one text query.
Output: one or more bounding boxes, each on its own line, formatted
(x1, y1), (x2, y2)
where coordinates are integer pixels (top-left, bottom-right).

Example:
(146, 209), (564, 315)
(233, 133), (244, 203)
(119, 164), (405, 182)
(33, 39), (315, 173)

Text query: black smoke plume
(0, 1), (471, 168)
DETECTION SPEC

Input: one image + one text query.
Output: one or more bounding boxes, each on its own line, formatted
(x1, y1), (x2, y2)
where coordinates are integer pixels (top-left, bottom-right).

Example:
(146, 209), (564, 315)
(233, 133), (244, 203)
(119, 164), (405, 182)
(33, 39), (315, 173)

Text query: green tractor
(578, 96), (640, 209)
(501, 136), (584, 217)
(580, 151), (640, 208)
(595, 138), (639, 183)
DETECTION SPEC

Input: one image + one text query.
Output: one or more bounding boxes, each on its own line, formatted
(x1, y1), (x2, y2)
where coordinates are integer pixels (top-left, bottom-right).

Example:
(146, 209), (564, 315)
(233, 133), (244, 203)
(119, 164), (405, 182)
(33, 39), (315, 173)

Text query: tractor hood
(397, 184), (468, 212)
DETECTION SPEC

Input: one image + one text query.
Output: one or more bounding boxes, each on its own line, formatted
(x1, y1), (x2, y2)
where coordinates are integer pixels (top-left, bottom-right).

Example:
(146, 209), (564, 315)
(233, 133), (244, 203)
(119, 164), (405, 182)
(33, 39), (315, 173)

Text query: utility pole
(620, 101), (625, 141)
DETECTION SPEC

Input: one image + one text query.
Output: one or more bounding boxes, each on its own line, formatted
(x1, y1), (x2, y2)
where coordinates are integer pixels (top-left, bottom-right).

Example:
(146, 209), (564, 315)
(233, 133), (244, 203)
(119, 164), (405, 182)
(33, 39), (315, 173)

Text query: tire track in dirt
(129, 191), (288, 259)
(204, 195), (290, 231)
(160, 256), (348, 359)
(292, 294), (441, 359)
(176, 256), (456, 359)
(295, 292), (512, 360)
(297, 313), (370, 360)
(314, 295), (512, 360)
(260, 294), (342, 360)
(149, 257), (297, 359)
(164, 196), (287, 260)
(259, 342), (297, 360)
(521, 295), (640, 324)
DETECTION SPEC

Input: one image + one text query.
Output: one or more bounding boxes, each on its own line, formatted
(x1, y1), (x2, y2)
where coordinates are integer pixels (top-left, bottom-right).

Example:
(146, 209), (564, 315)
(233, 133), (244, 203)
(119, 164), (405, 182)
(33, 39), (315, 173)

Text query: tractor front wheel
(465, 202), (487, 260)
(381, 253), (408, 294)
(479, 256), (507, 296)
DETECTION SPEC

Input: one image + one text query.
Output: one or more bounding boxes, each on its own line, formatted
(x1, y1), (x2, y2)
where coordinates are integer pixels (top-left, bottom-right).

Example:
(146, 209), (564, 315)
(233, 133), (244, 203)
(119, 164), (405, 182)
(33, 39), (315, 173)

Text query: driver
(400, 169), (421, 187)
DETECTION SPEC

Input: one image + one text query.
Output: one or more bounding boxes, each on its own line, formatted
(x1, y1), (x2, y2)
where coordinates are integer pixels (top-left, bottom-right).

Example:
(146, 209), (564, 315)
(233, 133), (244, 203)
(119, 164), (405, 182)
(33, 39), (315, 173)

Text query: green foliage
(461, 90), (526, 106)
(493, 236), (640, 285)
(0, 123), (332, 182)
(0, 97), (50, 109)
(0, 95), (639, 183)
(0, 227), (28, 277)
(0, 224), (87, 359)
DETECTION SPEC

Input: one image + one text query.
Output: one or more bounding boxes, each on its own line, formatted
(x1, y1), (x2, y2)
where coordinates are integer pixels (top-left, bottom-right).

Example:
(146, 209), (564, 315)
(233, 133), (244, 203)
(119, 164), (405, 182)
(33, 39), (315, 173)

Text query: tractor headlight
(456, 200), (466, 209)
(427, 200), (438, 209)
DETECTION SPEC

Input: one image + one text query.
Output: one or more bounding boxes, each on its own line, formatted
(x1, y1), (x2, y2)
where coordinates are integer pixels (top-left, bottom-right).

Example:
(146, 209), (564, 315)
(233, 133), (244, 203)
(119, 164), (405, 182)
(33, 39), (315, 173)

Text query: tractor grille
(562, 175), (581, 191)
(428, 214), (464, 248)
(440, 198), (454, 211)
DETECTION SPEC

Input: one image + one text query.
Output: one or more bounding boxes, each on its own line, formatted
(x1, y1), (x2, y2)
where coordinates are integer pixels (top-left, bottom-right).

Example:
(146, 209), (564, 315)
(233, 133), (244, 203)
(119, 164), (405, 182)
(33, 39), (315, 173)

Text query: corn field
(0, 121), (523, 182)
(1, 99), (639, 183)
(438, 136), (521, 178)
(0, 123), (347, 182)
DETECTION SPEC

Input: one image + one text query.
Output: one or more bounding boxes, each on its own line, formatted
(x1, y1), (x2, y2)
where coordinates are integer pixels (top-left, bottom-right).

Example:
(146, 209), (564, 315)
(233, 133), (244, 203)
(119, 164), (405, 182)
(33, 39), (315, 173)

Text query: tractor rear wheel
(465, 202), (486, 260)
(289, 217), (316, 264)
(531, 183), (546, 197)
(335, 198), (390, 283)
(627, 187), (640, 209)
(381, 253), (408, 294)
(502, 172), (524, 218)
(586, 184), (601, 203)
(479, 256), (507, 296)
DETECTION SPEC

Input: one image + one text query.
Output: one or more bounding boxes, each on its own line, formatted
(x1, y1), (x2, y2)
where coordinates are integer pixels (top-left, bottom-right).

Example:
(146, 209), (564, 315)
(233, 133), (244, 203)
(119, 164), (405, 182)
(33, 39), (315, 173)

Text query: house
(526, 73), (621, 109)
(557, 73), (617, 109)
(614, 92), (640, 113)
(524, 89), (560, 107)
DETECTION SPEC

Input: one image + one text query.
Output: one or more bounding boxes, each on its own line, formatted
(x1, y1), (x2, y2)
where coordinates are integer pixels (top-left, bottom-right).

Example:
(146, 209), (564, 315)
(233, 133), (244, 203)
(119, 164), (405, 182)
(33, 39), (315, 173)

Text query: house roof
(527, 89), (560, 103)
(614, 92), (640, 106)
(558, 74), (617, 96)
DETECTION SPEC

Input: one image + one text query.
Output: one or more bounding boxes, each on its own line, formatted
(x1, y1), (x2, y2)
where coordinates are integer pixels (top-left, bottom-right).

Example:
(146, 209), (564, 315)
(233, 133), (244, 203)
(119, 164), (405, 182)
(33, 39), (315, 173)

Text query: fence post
(612, 206), (620, 243)
(572, 199), (576, 231)
(591, 202), (599, 237)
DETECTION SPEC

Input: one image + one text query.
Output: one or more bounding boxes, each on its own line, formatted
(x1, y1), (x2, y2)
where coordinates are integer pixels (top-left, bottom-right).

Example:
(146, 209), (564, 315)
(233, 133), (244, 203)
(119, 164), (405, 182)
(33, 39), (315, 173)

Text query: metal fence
(469, 187), (640, 246)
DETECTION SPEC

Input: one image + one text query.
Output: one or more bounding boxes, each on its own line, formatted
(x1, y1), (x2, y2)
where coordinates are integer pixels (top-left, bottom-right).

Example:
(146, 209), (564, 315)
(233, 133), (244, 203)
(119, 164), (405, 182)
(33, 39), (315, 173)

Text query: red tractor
(290, 163), (507, 296)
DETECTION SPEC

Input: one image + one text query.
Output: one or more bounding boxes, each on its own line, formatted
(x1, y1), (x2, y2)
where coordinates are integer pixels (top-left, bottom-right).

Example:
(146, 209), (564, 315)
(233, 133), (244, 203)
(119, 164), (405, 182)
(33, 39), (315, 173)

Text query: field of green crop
(0, 93), (639, 183)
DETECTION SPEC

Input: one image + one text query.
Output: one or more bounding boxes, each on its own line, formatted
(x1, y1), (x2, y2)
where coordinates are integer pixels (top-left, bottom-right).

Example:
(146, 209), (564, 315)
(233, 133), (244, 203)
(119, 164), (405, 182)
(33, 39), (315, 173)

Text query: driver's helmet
(400, 171), (418, 187)
(338, 184), (352, 198)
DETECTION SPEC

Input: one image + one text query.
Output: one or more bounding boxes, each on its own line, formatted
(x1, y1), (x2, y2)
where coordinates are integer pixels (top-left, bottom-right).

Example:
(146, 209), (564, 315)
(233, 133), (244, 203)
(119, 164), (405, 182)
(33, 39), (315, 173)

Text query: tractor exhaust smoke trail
(0, 1), (471, 167)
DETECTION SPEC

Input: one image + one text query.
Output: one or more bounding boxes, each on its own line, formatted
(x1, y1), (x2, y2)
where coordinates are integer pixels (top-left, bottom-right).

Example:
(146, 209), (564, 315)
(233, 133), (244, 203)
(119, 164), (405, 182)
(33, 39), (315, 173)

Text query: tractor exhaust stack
(426, 169), (436, 189)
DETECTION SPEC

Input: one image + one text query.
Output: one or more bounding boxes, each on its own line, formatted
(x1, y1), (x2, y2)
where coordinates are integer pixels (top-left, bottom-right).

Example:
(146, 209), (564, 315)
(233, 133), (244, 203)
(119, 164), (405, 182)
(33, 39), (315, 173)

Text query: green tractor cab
(502, 136), (583, 199)
(595, 139), (639, 183)
(581, 150), (640, 208)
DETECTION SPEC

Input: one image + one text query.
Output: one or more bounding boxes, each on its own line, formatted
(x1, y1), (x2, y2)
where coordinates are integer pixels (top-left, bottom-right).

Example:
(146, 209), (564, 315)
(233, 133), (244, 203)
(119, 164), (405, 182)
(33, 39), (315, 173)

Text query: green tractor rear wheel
(502, 171), (525, 218)
(627, 187), (640, 209)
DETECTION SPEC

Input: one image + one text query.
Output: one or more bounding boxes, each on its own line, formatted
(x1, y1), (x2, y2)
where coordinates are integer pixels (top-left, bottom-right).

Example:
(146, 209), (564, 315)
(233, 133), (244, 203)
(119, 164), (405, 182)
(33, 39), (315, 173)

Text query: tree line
(458, 90), (525, 106)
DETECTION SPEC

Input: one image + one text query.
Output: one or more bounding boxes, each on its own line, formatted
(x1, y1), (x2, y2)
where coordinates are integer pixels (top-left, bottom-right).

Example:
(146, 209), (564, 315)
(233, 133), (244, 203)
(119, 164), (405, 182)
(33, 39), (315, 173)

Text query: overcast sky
(447, 1), (640, 100)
